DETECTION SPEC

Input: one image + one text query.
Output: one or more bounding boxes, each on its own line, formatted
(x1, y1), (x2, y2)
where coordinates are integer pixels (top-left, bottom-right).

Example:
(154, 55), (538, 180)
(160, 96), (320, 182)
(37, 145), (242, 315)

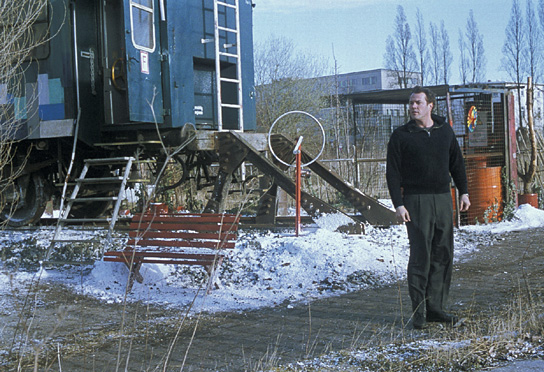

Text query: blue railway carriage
(1, 0), (256, 226)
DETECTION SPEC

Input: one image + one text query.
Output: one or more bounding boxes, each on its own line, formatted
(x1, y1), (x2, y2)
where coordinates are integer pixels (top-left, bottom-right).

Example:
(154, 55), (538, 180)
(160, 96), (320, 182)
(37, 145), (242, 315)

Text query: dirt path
(2, 228), (543, 371)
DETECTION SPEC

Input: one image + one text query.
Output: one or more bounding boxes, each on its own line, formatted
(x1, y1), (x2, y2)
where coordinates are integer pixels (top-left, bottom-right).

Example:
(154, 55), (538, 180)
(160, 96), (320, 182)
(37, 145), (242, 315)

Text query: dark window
(130, 0), (155, 51)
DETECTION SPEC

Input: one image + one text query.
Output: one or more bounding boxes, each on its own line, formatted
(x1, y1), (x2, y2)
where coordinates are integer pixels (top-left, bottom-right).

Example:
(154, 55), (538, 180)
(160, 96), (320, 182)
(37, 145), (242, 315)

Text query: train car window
(2, 3), (50, 61)
(27, 22), (50, 60)
(130, 0), (155, 52)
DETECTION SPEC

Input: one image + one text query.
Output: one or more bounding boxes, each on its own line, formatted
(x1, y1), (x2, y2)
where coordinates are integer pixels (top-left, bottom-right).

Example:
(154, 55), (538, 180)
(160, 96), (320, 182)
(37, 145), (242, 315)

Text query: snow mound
(462, 204), (544, 234)
(0, 204), (541, 314)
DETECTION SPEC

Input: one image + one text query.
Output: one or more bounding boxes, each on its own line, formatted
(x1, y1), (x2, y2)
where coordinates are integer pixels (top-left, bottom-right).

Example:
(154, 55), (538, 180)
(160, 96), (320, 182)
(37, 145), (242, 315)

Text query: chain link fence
(302, 88), (513, 225)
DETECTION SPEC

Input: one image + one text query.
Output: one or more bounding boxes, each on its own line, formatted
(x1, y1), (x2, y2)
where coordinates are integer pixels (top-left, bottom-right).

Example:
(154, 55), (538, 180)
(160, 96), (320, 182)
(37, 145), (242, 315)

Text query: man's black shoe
(427, 312), (458, 324)
(413, 313), (428, 330)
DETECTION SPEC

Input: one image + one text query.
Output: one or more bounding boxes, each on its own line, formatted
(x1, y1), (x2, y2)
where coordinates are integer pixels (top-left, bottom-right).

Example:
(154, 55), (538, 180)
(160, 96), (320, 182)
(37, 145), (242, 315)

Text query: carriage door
(103, 0), (164, 124)
(113, 0), (164, 124)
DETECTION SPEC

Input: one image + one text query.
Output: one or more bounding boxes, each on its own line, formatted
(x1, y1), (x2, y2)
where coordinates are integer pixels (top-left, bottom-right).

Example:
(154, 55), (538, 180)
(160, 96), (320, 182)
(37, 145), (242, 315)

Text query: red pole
(295, 149), (301, 236)
(293, 136), (303, 237)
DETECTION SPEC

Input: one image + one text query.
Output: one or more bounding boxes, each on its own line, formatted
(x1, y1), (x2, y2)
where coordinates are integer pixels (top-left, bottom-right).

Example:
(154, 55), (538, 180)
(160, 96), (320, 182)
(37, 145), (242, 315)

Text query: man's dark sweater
(386, 114), (468, 209)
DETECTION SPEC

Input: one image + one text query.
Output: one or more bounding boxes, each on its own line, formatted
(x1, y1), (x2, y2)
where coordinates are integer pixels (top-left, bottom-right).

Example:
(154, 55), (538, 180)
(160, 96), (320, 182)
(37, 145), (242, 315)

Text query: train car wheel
(0, 173), (47, 227)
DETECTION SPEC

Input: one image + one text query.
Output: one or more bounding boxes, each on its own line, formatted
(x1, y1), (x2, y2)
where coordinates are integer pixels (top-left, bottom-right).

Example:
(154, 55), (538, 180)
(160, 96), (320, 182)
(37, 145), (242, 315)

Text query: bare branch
(383, 5), (417, 89)
(465, 9), (487, 83)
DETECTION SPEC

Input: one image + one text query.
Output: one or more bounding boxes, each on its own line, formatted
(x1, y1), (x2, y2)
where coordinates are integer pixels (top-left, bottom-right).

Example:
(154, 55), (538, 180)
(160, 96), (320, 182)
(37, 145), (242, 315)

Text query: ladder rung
(218, 26), (238, 34)
(76, 177), (124, 183)
(84, 157), (133, 164)
(219, 51), (239, 59)
(221, 103), (242, 109)
(220, 77), (240, 84)
(217, 1), (237, 9)
(68, 196), (118, 202)
(94, 141), (162, 146)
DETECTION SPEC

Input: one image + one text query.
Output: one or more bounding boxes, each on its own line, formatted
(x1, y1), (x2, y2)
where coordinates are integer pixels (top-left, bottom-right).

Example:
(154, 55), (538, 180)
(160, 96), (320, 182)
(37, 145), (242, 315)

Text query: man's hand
(395, 205), (411, 223)
(459, 194), (471, 212)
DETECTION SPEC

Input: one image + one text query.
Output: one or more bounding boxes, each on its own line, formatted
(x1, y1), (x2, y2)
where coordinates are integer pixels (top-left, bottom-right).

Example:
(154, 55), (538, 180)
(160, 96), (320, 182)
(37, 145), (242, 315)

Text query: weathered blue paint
(37, 76), (66, 121)
(10, 0), (256, 144)
(123, 0), (164, 124)
(147, 0), (256, 130)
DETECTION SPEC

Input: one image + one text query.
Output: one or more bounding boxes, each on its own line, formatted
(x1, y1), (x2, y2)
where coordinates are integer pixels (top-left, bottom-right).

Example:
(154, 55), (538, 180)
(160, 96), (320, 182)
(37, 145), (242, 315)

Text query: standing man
(386, 86), (470, 330)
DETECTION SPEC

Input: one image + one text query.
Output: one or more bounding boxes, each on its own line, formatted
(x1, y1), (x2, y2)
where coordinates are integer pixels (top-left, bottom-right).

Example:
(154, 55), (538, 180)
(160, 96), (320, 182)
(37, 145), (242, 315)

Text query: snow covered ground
(1, 204), (543, 314)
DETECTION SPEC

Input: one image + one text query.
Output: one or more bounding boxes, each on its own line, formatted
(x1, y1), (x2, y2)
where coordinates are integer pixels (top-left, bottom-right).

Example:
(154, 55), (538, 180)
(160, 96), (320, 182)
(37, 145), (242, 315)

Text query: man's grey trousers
(404, 192), (454, 316)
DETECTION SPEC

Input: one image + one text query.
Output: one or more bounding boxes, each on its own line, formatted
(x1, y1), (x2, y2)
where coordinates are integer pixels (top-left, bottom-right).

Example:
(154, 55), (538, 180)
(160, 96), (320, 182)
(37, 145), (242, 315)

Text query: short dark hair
(411, 86), (436, 108)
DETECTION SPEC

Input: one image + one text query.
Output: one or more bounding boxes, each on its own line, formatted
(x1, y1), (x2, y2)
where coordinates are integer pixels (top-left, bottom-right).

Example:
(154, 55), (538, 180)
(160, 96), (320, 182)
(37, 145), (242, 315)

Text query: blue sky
(252, 0), (513, 84)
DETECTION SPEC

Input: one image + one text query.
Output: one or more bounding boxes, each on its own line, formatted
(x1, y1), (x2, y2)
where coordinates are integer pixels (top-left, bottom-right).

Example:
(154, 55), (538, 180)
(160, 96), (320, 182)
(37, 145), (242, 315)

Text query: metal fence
(305, 89), (511, 225)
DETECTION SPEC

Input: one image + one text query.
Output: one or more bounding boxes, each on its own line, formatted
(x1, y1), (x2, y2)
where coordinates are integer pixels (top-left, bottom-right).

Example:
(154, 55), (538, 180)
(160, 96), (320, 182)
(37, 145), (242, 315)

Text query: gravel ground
(0, 227), (543, 371)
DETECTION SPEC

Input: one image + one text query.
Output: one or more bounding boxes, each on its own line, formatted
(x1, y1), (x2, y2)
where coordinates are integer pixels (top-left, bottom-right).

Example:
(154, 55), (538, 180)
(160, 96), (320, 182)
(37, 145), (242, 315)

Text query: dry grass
(270, 288), (544, 372)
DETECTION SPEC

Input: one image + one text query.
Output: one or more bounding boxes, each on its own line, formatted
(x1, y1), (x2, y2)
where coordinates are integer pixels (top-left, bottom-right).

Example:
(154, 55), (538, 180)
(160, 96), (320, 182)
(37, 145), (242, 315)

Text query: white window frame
(129, 0), (156, 53)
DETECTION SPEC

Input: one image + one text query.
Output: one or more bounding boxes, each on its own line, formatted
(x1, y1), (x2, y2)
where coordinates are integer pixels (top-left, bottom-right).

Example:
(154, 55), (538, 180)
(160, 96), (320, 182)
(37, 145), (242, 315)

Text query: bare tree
(465, 10), (487, 83)
(440, 21), (452, 84)
(519, 77), (537, 194)
(384, 5), (417, 88)
(0, 1), (50, 223)
(458, 29), (469, 84)
(254, 35), (330, 132)
(525, 0), (542, 82)
(539, 0), (544, 33)
(428, 22), (442, 86)
(414, 8), (428, 86)
(328, 47), (353, 179)
(254, 35), (331, 163)
(501, 0), (525, 125)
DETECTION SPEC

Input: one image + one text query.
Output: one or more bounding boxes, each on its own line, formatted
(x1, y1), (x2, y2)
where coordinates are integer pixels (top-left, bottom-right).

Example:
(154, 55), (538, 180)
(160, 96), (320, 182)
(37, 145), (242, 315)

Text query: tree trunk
(524, 76), (537, 194)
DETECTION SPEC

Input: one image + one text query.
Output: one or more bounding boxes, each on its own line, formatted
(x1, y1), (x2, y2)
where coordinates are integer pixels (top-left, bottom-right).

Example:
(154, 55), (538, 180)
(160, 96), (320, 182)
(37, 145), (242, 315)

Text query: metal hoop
(267, 110), (325, 168)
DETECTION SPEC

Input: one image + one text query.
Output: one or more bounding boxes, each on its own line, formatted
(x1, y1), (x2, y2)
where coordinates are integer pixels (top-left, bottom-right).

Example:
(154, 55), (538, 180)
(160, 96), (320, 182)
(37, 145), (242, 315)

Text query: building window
(130, 0), (155, 52)
(362, 76), (377, 86)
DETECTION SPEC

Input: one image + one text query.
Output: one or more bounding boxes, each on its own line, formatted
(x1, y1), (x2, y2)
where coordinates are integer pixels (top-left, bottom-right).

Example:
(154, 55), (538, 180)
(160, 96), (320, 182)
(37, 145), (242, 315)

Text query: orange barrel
(465, 166), (503, 224)
(518, 193), (538, 208)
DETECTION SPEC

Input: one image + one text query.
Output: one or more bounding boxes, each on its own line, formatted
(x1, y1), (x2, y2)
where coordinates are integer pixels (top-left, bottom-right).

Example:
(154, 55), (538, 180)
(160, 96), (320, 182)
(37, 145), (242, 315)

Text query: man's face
(409, 92), (433, 122)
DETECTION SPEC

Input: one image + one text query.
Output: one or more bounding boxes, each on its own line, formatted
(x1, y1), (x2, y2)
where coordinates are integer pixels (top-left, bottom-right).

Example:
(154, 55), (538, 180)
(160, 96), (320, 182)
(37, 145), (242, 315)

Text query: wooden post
(351, 100), (359, 189)
(525, 76), (537, 194)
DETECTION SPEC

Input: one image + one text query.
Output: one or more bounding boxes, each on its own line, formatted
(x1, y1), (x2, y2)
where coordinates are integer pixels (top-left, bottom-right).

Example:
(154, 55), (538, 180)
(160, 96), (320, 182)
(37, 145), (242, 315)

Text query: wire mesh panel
(352, 105), (405, 200)
(346, 90), (509, 225)
(444, 93), (507, 224)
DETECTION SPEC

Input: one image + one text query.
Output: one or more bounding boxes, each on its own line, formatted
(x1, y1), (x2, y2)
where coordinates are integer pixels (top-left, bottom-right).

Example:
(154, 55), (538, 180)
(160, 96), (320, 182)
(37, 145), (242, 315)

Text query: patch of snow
(461, 204), (544, 234)
(314, 212), (356, 231)
(1, 204), (544, 314)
